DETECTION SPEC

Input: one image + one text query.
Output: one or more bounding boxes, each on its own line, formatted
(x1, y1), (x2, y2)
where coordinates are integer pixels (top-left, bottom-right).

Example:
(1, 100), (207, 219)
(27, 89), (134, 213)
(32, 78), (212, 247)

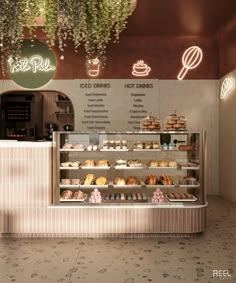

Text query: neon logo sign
(221, 78), (234, 99)
(87, 58), (100, 77)
(8, 55), (56, 74)
(177, 46), (203, 80)
(132, 60), (151, 77)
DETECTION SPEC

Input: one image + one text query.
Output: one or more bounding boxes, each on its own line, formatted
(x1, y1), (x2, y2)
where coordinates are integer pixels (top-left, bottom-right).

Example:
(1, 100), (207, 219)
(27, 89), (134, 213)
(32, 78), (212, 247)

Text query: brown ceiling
(124, 0), (236, 36)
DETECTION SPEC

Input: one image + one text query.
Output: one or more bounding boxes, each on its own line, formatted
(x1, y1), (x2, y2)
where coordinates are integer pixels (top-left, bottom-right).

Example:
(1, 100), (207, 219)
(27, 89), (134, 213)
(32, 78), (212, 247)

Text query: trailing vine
(0, 0), (135, 76)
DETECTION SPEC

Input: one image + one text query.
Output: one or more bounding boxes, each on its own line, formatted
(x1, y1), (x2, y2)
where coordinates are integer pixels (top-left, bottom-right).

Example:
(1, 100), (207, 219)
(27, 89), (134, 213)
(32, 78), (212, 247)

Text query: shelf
(148, 166), (178, 169)
(60, 149), (85, 152)
(60, 167), (79, 170)
(178, 184), (200, 188)
(100, 148), (129, 151)
(112, 184), (143, 189)
(80, 184), (109, 189)
(180, 166), (200, 170)
(114, 166), (144, 170)
(80, 166), (110, 170)
(133, 149), (161, 152)
(60, 185), (80, 189)
(146, 184), (175, 189)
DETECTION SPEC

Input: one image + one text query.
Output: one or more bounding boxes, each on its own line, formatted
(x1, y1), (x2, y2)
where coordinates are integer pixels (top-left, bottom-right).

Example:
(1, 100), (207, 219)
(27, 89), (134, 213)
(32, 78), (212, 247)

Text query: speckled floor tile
(0, 196), (236, 283)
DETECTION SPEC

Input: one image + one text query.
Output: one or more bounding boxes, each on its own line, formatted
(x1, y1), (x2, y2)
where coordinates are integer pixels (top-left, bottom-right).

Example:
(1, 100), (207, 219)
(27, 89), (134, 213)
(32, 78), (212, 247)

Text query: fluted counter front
(0, 141), (207, 237)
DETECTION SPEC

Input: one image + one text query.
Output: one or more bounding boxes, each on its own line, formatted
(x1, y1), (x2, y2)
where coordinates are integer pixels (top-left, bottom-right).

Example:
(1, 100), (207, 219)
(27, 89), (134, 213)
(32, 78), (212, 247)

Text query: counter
(0, 136), (207, 237)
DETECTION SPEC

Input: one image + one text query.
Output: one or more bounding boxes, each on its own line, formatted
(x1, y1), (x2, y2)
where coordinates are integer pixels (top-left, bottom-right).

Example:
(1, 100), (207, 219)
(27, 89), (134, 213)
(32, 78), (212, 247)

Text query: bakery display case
(53, 131), (206, 207)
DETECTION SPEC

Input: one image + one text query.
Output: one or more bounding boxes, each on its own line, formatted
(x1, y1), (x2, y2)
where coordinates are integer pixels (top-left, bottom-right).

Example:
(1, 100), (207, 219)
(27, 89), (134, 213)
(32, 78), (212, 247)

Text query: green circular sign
(7, 40), (56, 89)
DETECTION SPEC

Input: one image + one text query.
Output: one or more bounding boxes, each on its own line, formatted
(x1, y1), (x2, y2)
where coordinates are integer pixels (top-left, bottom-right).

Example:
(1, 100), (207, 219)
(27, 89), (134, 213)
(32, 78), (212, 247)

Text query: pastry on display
(126, 176), (140, 185)
(62, 143), (73, 149)
(134, 141), (143, 149)
(178, 145), (193, 151)
(127, 159), (142, 167)
(72, 190), (85, 199)
(179, 176), (198, 185)
(120, 193), (125, 200)
(152, 141), (160, 149)
(145, 174), (158, 185)
(148, 160), (159, 167)
(121, 140), (127, 149)
(83, 174), (96, 185)
(102, 140), (127, 149)
(166, 193), (195, 200)
(164, 110), (187, 131)
(71, 179), (80, 185)
(86, 145), (99, 151)
(60, 190), (73, 199)
(96, 160), (109, 167)
(159, 160), (169, 167)
(114, 177), (126, 186)
(144, 141), (152, 149)
(168, 160), (177, 167)
(61, 179), (71, 185)
(115, 159), (127, 167)
(159, 174), (174, 185)
(70, 161), (80, 167)
(140, 114), (161, 131)
(83, 160), (96, 167)
(95, 176), (107, 185)
(72, 144), (84, 149)
(152, 188), (165, 203)
(60, 162), (71, 167)
(89, 188), (102, 203)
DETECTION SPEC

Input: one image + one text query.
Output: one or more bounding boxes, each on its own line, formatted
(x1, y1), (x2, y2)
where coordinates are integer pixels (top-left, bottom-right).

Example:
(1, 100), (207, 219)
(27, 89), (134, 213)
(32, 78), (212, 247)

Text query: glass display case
(53, 131), (206, 207)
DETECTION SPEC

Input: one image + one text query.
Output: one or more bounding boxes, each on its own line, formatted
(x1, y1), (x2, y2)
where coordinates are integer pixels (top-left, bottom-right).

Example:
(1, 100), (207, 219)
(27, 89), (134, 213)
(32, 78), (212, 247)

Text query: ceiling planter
(0, 0), (137, 76)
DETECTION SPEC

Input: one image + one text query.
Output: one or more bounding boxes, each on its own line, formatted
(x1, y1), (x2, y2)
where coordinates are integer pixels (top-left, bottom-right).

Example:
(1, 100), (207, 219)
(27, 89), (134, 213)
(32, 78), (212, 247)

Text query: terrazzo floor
(0, 196), (235, 283)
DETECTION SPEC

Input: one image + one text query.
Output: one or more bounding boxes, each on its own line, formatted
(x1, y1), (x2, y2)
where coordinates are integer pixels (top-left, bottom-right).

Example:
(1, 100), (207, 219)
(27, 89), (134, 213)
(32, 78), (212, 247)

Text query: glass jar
(140, 114), (161, 131)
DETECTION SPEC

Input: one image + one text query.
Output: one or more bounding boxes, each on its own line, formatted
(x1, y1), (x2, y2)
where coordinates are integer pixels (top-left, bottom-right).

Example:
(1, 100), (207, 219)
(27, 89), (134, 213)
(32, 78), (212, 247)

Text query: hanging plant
(0, 0), (136, 76)
(0, 0), (42, 75)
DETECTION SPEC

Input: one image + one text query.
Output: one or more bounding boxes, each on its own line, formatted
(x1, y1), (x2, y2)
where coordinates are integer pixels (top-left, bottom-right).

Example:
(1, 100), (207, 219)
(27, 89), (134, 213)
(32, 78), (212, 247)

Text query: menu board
(76, 80), (159, 131)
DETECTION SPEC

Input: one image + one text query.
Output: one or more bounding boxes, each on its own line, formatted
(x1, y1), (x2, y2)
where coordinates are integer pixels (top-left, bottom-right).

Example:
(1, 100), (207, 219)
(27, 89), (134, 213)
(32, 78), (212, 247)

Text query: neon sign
(221, 78), (234, 99)
(177, 46), (203, 80)
(8, 55), (56, 74)
(87, 58), (100, 77)
(132, 60), (151, 77)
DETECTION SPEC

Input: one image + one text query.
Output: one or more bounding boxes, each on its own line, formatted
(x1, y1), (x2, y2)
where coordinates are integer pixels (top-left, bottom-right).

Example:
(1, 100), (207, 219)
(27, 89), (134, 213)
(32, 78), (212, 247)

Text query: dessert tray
(165, 194), (197, 202)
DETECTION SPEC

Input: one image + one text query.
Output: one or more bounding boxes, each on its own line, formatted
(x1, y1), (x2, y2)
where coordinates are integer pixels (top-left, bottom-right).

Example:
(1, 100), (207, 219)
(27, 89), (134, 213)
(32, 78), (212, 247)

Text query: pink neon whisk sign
(177, 46), (203, 80)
